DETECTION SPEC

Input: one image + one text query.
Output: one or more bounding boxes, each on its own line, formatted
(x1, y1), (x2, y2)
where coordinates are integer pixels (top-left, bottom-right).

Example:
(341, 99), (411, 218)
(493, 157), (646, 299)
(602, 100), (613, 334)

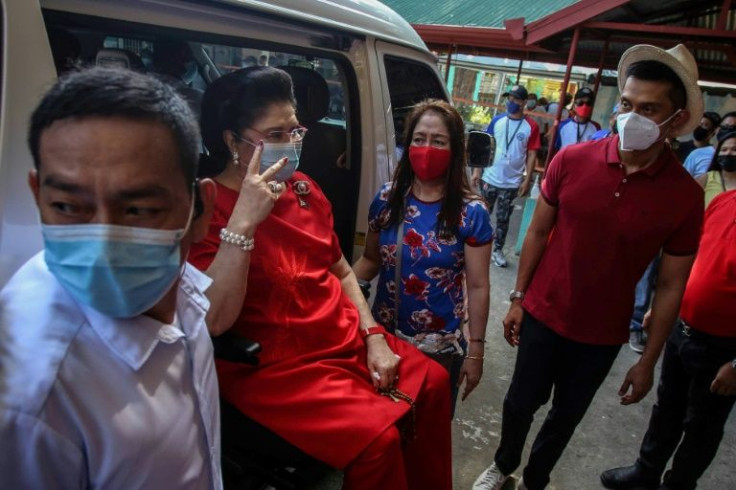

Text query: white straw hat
(617, 44), (704, 137)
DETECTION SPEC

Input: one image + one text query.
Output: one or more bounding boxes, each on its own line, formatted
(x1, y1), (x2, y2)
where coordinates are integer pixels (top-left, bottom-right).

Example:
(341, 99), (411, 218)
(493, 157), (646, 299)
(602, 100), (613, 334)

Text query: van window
(201, 45), (348, 131)
(42, 11), (360, 259)
(383, 55), (447, 151)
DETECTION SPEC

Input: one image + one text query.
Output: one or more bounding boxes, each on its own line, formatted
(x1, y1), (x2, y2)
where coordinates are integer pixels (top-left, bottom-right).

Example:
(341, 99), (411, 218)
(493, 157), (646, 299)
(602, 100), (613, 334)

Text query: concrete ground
(313, 197), (736, 490)
(451, 197), (736, 490)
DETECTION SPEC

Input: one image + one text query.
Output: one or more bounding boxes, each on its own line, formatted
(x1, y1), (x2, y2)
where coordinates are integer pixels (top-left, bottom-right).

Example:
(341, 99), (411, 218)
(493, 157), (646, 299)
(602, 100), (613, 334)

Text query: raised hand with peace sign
(226, 141), (288, 240)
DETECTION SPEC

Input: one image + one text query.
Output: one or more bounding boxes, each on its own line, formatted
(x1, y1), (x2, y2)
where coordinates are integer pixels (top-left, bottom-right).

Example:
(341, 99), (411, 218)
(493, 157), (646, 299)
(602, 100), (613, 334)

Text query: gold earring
(232, 151), (239, 166)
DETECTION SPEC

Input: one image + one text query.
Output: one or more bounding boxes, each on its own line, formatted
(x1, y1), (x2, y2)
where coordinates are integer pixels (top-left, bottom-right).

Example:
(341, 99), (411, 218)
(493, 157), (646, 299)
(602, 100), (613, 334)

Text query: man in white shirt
(0, 67), (221, 489)
(472, 85), (541, 267)
(554, 87), (601, 152)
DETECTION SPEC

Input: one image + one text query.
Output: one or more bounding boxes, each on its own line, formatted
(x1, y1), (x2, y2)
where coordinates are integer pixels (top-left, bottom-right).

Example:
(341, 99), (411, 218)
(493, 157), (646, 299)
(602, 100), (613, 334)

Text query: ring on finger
(268, 182), (279, 193)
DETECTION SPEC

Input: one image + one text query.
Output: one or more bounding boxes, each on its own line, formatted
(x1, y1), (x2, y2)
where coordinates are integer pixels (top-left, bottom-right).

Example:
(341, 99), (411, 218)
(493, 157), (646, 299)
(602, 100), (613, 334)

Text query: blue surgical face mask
(506, 100), (522, 114)
(42, 202), (193, 318)
(259, 141), (302, 182)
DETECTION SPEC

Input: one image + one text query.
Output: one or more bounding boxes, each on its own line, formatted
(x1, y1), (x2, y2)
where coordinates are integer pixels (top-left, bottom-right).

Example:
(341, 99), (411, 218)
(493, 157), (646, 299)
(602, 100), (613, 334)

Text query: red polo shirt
(679, 190), (736, 337)
(523, 136), (704, 345)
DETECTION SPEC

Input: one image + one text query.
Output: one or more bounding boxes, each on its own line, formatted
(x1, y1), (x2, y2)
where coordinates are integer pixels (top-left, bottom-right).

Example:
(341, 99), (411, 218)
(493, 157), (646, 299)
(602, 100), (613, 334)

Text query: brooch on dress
(292, 180), (311, 208)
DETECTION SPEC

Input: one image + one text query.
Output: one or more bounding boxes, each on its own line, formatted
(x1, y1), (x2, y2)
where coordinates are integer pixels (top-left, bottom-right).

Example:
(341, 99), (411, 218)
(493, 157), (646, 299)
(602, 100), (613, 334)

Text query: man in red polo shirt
(601, 190), (736, 490)
(473, 44), (705, 490)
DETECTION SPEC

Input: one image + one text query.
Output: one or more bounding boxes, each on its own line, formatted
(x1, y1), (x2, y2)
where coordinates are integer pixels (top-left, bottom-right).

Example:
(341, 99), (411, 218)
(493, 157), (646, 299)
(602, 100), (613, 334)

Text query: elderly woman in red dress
(188, 66), (452, 490)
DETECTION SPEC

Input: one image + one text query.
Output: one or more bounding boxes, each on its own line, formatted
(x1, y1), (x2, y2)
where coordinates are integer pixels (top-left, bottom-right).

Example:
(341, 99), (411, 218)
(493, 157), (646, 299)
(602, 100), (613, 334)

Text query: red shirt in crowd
(523, 135), (704, 345)
(679, 190), (736, 337)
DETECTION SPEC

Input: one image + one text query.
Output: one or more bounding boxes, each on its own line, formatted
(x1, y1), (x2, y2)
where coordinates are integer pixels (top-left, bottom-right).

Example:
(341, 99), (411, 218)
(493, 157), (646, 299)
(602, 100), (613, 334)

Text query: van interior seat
(278, 66), (354, 260)
(95, 48), (146, 72)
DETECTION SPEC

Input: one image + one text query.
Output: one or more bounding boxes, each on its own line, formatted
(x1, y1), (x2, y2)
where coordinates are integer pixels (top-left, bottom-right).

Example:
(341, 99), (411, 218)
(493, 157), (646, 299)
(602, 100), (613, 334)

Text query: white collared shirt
(0, 253), (222, 490)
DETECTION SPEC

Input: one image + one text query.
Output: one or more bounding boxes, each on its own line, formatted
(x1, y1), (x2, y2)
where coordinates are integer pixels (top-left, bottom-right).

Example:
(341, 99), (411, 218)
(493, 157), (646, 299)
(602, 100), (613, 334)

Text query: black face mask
(718, 154), (736, 172)
(692, 126), (711, 142)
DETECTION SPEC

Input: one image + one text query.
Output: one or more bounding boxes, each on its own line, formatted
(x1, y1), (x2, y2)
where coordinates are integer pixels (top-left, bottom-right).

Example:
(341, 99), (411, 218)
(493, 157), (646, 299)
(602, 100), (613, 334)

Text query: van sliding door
(374, 40), (449, 183)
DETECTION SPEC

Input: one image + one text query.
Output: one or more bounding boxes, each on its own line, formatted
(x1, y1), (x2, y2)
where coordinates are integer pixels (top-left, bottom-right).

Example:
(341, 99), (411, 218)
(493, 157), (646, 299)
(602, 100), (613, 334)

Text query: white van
(0, 0), (449, 285)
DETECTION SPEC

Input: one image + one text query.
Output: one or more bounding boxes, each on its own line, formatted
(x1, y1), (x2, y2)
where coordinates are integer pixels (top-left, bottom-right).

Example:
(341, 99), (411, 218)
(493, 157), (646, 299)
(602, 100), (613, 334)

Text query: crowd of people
(1, 39), (734, 490)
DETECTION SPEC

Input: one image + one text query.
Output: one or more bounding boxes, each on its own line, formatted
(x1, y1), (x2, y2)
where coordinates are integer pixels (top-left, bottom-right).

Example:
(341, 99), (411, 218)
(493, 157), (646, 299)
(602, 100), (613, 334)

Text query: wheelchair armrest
(212, 331), (261, 366)
(357, 279), (371, 300)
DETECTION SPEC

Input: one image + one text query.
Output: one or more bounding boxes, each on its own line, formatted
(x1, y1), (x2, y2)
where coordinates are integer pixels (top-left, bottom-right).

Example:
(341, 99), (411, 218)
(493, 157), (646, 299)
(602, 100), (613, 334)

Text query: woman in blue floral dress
(354, 99), (493, 412)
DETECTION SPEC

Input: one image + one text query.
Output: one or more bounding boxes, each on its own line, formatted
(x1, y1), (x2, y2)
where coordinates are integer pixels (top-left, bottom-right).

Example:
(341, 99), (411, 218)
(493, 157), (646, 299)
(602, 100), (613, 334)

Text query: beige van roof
(218, 0), (428, 51)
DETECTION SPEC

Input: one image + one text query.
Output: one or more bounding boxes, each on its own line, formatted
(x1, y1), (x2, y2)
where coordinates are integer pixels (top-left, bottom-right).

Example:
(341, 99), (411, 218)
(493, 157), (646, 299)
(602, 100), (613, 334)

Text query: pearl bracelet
(219, 228), (254, 251)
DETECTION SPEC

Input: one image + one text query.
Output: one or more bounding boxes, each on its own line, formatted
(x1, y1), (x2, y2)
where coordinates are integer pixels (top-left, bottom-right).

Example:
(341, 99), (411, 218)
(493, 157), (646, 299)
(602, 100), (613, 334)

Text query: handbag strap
(393, 202), (405, 333)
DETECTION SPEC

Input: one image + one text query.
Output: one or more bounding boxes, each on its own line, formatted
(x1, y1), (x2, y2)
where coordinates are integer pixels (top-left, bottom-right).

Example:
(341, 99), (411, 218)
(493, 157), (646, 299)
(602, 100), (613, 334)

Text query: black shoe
(600, 465), (660, 489)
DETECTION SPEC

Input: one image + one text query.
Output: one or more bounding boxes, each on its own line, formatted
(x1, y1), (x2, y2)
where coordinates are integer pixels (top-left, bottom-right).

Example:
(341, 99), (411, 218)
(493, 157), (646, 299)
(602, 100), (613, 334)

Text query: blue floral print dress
(368, 182), (493, 348)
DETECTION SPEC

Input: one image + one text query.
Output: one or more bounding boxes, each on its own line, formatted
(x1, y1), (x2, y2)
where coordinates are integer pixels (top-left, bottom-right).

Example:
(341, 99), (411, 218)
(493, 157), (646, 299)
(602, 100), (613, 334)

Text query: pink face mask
(409, 146), (452, 181)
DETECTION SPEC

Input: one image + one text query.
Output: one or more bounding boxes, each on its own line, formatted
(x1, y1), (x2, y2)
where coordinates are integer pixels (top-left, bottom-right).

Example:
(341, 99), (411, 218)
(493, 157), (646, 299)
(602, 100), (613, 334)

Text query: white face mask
(617, 110), (681, 151)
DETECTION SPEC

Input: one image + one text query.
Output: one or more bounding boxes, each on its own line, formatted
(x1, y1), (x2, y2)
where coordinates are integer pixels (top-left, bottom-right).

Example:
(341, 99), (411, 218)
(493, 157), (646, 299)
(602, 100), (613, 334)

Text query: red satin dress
(189, 173), (451, 489)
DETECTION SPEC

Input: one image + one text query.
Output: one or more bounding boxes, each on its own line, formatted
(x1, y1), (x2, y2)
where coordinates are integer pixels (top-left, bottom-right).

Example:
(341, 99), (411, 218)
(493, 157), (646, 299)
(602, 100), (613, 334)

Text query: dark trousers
(480, 183), (518, 251)
(494, 312), (621, 489)
(637, 322), (736, 490)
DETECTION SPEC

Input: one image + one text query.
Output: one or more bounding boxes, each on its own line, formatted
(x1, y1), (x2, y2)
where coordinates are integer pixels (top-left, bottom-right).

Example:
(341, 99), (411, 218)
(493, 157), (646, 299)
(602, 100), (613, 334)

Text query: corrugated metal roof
(379, 0), (581, 28)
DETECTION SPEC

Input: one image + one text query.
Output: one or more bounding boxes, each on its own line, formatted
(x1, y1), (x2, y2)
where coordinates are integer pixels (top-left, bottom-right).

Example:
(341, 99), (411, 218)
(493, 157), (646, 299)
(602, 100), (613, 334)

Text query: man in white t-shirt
(472, 85), (541, 267)
(554, 87), (601, 152)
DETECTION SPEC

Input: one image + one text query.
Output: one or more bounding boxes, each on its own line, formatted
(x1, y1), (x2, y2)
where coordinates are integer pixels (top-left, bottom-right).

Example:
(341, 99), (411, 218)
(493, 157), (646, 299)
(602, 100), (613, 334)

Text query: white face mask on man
(616, 109), (681, 151)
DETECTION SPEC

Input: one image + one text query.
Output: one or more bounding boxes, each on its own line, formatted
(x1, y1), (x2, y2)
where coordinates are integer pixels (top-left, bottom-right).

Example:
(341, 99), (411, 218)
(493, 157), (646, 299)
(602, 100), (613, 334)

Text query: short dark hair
(199, 66), (296, 177)
(721, 111), (736, 125)
(703, 111), (722, 127)
(625, 60), (687, 111)
(28, 66), (199, 186)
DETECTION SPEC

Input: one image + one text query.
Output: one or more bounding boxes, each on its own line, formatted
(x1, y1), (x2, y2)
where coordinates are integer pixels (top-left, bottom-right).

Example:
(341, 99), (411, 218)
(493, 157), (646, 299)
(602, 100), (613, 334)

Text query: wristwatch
(509, 290), (525, 302)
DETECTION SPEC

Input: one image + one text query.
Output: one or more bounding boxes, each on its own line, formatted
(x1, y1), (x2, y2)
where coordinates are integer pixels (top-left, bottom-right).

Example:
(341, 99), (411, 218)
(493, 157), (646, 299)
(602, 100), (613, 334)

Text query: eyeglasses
(575, 100), (592, 107)
(719, 124), (736, 132)
(237, 126), (308, 144)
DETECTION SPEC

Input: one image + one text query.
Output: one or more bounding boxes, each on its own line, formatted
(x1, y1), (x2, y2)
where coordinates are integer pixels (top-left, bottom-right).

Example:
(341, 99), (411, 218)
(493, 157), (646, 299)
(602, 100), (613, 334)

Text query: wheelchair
(212, 280), (371, 489)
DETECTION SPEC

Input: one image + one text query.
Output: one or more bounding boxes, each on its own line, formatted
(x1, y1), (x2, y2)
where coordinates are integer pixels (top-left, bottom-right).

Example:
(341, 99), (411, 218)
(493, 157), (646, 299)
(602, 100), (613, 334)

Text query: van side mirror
(466, 131), (494, 168)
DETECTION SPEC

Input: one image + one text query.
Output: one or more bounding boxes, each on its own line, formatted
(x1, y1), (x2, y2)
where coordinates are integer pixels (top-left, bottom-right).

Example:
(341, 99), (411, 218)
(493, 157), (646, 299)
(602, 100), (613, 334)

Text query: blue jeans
(631, 257), (660, 332)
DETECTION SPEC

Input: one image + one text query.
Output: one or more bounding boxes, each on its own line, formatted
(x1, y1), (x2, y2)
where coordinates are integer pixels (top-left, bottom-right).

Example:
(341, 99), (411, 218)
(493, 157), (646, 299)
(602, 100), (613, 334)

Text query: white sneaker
(473, 461), (509, 490)
(492, 249), (508, 268)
